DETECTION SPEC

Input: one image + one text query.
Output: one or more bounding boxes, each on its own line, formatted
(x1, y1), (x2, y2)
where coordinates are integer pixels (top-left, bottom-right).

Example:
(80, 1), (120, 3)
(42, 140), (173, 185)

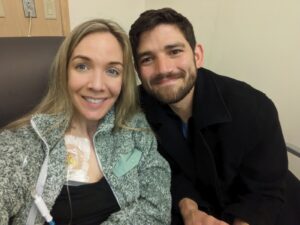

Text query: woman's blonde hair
(5, 19), (139, 131)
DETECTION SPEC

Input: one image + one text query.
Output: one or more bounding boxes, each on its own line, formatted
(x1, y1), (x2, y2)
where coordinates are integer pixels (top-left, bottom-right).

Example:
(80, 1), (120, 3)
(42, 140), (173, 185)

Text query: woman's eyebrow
(70, 55), (90, 61)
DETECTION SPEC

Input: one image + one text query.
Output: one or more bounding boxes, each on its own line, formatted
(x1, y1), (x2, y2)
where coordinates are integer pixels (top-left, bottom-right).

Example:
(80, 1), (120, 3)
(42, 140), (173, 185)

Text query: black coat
(140, 68), (300, 225)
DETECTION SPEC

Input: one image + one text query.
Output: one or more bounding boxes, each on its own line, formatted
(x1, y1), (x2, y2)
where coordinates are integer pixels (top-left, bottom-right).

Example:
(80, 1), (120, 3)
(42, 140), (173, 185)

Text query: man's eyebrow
(137, 51), (152, 60)
(137, 42), (186, 59)
(164, 43), (185, 50)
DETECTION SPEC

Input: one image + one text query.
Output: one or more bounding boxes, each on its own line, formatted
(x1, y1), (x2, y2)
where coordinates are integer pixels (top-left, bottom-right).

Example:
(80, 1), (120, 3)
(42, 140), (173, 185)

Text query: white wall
(68, 0), (145, 32)
(68, 0), (300, 178)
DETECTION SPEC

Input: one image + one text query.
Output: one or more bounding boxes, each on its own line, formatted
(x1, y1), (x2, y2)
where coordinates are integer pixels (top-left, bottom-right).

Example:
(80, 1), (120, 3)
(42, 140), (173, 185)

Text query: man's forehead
(139, 24), (184, 41)
(137, 25), (188, 53)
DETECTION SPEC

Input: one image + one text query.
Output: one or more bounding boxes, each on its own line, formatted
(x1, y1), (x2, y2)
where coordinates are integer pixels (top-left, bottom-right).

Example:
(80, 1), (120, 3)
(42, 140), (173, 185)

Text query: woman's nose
(88, 71), (104, 91)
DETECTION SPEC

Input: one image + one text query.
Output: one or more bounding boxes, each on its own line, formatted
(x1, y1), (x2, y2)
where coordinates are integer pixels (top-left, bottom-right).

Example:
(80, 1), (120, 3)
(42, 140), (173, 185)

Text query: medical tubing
(33, 194), (56, 224)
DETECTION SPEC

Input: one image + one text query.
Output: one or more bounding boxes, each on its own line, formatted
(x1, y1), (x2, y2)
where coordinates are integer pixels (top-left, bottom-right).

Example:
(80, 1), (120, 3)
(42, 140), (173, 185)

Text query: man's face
(136, 24), (203, 104)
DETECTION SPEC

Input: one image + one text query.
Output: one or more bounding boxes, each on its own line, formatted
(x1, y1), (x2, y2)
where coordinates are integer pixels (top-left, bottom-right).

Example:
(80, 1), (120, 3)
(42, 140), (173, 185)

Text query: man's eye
(75, 63), (88, 72)
(106, 68), (121, 77)
(169, 49), (182, 55)
(140, 56), (153, 65)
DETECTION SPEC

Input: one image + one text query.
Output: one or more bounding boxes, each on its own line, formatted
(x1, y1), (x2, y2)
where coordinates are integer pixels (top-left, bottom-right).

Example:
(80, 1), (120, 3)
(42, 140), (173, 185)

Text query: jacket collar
(30, 113), (66, 152)
(30, 108), (116, 151)
(193, 67), (232, 129)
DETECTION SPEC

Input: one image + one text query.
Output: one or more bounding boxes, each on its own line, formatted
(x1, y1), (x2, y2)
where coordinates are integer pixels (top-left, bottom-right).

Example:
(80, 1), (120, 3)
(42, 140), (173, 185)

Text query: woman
(0, 19), (171, 225)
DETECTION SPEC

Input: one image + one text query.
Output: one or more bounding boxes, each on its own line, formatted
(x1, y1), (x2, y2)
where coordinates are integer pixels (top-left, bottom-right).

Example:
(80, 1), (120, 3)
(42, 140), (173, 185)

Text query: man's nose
(155, 55), (173, 74)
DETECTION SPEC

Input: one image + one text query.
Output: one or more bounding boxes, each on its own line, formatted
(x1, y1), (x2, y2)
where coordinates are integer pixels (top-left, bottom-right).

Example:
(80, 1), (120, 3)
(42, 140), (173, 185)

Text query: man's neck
(170, 87), (194, 123)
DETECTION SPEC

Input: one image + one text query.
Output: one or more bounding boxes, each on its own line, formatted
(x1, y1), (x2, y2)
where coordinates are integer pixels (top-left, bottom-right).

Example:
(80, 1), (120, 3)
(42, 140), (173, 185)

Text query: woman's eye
(75, 63), (88, 72)
(106, 68), (121, 77)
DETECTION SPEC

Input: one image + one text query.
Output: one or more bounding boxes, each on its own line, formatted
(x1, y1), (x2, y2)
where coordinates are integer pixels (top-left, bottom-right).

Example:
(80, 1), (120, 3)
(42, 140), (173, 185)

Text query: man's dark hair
(129, 7), (196, 68)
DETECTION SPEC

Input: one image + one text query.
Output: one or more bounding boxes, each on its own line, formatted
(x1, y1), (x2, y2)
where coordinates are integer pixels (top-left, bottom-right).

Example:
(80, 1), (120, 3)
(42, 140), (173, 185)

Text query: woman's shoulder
(0, 125), (36, 149)
(126, 111), (150, 129)
(0, 126), (39, 171)
(1, 125), (31, 139)
(126, 112), (156, 149)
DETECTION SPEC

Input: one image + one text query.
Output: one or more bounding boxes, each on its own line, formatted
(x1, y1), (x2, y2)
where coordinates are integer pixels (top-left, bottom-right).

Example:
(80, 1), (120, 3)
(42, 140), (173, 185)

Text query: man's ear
(194, 44), (204, 69)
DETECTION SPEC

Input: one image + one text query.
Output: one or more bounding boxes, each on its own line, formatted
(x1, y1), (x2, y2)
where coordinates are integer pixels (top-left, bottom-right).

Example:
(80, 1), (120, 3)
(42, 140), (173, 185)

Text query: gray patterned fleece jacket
(0, 110), (171, 225)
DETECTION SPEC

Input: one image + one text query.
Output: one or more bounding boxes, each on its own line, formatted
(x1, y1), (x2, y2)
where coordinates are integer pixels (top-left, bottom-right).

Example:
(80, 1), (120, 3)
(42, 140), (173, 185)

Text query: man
(129, 7), (300, 225)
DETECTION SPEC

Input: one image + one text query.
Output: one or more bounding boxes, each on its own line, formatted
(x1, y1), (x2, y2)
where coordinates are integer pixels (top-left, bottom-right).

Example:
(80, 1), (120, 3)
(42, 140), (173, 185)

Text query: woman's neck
(67, 116), (99, 141)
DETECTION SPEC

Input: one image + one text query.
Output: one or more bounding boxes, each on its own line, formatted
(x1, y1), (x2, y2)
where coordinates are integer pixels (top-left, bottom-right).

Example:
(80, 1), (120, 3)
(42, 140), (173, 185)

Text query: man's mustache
(150, 72), (184, 85)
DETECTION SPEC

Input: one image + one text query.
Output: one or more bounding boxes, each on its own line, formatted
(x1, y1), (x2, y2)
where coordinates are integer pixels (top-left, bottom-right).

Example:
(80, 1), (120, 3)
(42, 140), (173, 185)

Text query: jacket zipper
(93, 131), (121, 207)
(26, 120), (52, 225)
(31, 120), (50, 154)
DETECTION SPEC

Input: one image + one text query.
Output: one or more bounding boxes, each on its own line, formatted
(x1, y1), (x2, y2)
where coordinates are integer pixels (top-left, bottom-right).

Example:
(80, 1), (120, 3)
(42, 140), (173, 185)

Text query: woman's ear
(194, 44), (204, 69)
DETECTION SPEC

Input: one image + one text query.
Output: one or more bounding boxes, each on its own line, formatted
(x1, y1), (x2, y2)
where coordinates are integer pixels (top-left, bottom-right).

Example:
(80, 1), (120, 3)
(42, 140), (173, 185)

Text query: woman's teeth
(85, 97), (104, 104)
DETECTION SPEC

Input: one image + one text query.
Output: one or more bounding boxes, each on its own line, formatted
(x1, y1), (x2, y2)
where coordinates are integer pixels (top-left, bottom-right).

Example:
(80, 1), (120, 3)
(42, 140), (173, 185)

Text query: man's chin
(143, 83), (191, 104)
(149, 83), (195, 104)
(152, 92), (183, 104)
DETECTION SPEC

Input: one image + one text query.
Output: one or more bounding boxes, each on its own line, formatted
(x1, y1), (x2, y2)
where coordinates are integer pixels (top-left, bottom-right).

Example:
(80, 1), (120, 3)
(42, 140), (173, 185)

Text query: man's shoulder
(200, 67), (271, 104)
(200, 68), (277, 121)
(200, 68), (256, 91)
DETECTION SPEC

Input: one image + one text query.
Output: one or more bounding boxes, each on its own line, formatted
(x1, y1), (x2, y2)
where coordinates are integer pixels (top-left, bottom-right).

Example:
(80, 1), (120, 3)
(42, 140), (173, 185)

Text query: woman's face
(68, 32), (123, 125)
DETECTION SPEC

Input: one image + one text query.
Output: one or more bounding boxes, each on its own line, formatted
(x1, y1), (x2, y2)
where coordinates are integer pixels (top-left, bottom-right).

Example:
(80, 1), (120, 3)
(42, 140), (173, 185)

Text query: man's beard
(145, 69), (197, 104)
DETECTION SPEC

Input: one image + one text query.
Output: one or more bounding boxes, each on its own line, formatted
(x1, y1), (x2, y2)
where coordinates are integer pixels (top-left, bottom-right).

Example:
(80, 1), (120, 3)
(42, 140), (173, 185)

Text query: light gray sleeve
(102, 118), (171, 225)
(0, 130), (26, 224)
